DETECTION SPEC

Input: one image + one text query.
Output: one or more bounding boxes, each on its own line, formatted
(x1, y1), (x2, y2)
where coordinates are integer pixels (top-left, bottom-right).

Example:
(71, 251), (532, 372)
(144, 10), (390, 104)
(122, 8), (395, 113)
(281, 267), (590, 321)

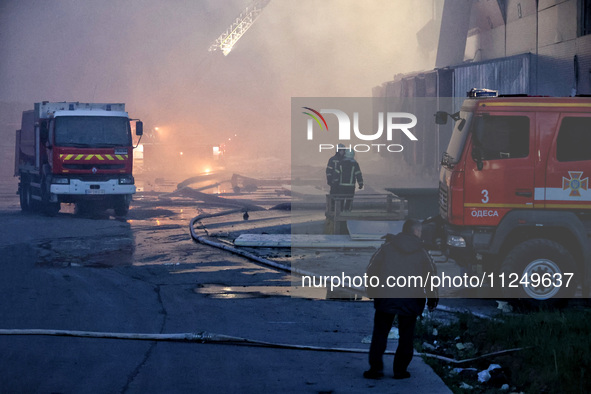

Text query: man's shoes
(393, 371), (411, 380)
(363, 369), (384, 379)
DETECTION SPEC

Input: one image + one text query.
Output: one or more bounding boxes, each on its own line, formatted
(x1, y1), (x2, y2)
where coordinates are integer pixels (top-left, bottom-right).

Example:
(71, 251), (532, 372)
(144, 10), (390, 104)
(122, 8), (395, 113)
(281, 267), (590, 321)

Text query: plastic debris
(422, 342), (436, 351)
(459, 382), (473, 390)
(456, 343), (465, 350)
(500, 384), (510, 391)
(478, 364), (502, 383)
(496, 300), (513, 313)
(478, 369), (491, 383)
(432, 328), (438, 336)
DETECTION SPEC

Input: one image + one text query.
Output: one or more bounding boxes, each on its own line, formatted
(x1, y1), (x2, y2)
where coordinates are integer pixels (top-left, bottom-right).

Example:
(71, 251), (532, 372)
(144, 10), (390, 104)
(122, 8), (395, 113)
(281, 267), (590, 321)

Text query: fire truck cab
(15, 102), (142, 216)
(436, 89), (591, 300)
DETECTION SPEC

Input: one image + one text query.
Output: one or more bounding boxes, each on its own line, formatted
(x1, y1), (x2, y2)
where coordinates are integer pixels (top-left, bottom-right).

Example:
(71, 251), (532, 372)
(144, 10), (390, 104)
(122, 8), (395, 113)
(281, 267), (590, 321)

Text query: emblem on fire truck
(562, 171), (588, 197)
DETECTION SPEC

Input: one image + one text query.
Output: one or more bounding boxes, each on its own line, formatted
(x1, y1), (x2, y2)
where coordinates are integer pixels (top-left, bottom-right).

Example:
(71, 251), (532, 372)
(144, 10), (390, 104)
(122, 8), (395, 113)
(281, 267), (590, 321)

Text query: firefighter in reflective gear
(326, 144), (346, 212)
(326, 144), (346, 192)
(337, 149), (364, 211)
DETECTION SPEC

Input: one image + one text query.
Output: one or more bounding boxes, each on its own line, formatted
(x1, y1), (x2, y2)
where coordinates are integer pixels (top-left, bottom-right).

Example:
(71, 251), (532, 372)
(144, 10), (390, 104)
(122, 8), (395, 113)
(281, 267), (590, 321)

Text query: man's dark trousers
(368, 310), (417, 374)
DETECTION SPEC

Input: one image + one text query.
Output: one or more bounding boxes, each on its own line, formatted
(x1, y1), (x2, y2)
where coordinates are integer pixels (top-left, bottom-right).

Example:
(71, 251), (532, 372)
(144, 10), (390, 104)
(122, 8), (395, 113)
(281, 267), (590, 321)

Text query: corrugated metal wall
(452, 53), (533, 109)
(537, 42), (577, 96)
(575, 35), (591, 94)
(374, 69), (453, 176)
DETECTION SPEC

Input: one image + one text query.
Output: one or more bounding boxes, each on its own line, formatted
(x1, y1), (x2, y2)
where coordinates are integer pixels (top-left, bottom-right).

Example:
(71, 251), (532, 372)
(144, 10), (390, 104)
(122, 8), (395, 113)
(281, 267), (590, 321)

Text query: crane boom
(208, 0), (271, 56)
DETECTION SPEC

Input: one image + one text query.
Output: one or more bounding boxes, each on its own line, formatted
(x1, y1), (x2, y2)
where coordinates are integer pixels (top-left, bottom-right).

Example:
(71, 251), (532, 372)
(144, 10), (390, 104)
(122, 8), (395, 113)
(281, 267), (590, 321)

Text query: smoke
(0, 0), (438, 180)
(254, 0), (435, 97)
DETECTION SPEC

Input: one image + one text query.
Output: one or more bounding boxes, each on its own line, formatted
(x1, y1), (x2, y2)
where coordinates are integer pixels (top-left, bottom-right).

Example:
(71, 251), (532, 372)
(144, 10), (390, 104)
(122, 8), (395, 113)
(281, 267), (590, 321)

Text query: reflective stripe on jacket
(338, 159), (363, 187)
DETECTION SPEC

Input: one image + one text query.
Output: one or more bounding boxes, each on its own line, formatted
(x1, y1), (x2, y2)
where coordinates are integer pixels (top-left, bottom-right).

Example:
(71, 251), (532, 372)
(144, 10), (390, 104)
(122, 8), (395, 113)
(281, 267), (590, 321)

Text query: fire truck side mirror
(136, 121), (143, 136)
(434, 111), (448, 125)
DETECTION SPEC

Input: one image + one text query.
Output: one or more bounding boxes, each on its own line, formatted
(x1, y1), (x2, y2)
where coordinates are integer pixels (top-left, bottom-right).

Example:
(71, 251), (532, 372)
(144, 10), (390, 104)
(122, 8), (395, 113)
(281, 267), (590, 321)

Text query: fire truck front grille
(439, 182), (448, 216)
(63, 164), (125, 170)
(69, 174), (120, 182)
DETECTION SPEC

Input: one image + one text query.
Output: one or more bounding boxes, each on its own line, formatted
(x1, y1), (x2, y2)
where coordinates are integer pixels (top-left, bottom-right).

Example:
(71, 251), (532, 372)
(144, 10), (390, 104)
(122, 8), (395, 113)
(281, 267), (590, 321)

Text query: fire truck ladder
(208, 0), (271, 56)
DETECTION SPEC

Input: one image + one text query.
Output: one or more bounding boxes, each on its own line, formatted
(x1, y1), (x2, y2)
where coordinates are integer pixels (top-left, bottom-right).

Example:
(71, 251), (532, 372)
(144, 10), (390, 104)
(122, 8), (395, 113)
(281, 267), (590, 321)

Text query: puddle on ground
(126, 206), (200, 229)
(171, 266), (254, 274)
(194, 284), (292, 299)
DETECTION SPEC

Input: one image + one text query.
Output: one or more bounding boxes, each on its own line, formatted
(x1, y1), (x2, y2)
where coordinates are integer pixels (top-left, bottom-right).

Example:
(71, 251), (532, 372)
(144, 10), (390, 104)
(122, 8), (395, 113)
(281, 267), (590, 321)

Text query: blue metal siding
(452, 53), (533, 109)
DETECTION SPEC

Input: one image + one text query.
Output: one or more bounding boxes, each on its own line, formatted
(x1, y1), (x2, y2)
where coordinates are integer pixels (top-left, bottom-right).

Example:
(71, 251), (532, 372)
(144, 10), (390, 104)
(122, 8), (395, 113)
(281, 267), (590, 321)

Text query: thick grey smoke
(0, 0), (438, 179)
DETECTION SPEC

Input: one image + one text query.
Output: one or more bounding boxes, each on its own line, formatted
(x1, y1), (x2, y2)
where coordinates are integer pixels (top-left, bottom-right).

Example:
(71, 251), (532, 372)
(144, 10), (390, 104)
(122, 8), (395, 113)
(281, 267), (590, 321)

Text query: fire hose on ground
(189, 209), (320, 279)
(0, 328), (525, 365)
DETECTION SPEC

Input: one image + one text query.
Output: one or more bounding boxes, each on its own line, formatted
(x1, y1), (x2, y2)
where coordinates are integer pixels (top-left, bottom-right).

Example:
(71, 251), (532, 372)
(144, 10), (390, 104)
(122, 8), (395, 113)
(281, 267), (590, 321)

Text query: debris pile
(416, 314), (518, 392)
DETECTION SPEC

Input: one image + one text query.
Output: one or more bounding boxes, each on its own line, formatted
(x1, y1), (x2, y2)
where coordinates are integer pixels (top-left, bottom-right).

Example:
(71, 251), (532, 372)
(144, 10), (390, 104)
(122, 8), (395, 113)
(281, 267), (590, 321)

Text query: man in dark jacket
(364, 219), (438, 380)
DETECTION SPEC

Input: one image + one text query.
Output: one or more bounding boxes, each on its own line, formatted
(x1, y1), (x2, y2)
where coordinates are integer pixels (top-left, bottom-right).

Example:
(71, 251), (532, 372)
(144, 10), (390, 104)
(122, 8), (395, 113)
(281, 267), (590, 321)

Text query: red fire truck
(14, 102), (143, 216)
(435, 89), (591, 300)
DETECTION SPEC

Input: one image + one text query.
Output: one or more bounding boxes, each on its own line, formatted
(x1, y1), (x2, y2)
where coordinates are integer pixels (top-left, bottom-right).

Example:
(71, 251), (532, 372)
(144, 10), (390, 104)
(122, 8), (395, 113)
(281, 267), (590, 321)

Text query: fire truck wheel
(40, 174), (60, 216)
(114, 196), (130, 217)
(19, 182), (31, 212)
(501, 238), (577, 301)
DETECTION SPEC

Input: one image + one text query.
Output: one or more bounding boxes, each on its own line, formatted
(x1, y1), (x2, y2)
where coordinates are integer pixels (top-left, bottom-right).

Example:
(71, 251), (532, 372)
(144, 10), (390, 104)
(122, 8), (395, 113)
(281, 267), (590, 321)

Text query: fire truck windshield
(442, 110), (473, 168)
(54, 116), (131, 147)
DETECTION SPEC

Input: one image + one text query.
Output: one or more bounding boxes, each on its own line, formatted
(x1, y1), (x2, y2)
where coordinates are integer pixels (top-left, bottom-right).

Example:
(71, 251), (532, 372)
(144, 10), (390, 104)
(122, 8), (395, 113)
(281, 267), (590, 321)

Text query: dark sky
(0, 0), (438, 162)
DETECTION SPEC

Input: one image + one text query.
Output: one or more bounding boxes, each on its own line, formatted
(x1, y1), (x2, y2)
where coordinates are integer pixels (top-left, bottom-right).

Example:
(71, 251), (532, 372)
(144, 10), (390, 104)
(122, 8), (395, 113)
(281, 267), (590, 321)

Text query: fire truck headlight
(52, 177), (70, 185)
(446, 235), (466, 248)
(119, 175), (134, 185)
